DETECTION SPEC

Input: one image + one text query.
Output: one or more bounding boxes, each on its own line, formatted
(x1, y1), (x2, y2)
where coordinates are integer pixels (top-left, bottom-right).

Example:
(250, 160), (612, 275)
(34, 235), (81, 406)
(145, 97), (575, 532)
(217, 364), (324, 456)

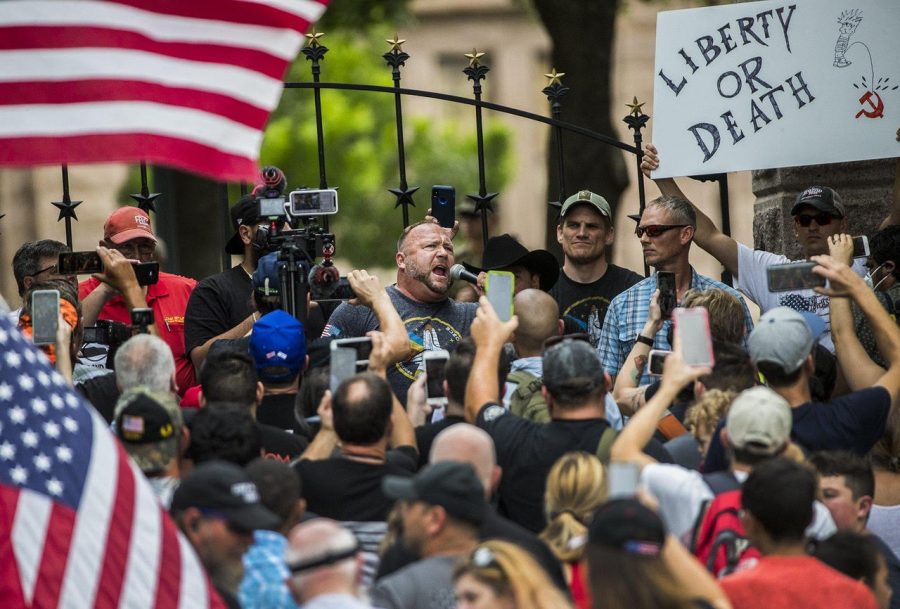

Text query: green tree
(260, 27), (513, 267)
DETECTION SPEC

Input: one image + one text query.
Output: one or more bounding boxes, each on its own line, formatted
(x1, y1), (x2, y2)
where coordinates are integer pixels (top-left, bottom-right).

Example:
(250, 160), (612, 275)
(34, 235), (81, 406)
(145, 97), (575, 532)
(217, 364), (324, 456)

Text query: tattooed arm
(613, 291), (663, 416)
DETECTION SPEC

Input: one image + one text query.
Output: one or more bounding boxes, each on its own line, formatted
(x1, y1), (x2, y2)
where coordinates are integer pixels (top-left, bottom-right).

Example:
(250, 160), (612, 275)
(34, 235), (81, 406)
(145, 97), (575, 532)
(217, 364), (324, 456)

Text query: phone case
(766, 262), (825, 292)
(485, 270), (515, 321)
(673, 307), (715, 368)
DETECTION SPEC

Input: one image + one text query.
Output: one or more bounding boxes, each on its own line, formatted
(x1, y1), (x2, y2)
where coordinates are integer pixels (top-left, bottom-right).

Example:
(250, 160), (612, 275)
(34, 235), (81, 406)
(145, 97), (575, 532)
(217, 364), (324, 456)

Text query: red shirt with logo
(79, 272), (197, 394)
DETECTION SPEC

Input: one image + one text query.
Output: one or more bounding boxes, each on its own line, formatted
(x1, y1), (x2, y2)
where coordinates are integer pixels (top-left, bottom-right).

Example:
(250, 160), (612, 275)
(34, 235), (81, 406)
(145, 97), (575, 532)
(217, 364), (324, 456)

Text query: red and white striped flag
(0, 314), (227, 609)
(0, 0), (329, 182)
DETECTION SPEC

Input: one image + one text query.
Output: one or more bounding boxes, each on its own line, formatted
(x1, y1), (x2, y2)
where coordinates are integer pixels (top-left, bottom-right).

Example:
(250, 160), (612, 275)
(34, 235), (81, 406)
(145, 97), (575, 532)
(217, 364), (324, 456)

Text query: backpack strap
(657, 410), (689, 440)
(702, 471), (741, 495)
(595, 426), (618, 463)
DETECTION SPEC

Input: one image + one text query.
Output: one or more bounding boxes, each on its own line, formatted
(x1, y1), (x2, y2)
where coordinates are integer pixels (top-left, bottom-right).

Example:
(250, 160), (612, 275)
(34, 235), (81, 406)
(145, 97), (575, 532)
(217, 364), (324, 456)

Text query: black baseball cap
(382, 461), (486, 525)
(170, 460), (280, 531)
(588, 498), (666, 556)
(790, 186), (846, 217)
(225, 194), (260, 255)
(114, 388), (183, 475)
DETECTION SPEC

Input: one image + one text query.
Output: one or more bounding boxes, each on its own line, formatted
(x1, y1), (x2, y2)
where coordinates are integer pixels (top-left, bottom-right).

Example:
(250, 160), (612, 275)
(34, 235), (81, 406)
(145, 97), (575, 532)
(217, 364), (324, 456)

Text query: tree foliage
(260, 27), (513, 266)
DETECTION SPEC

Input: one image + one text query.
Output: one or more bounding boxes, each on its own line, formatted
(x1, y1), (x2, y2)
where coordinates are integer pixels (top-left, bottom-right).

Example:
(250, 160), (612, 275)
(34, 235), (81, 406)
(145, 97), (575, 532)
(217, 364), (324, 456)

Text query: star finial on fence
(544, 68), (566, 86)
(386, 33), (406, 53)
(305, 29), (325, 47)
(626, 96), (646, 118)
(464, 49), (485, 68)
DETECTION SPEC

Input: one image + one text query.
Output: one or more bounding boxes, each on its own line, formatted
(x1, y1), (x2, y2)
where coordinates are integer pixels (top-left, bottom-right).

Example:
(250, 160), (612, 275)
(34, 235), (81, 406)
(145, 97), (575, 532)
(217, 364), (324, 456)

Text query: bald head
(285, 518), (359, 602)
(513, 289), (561, 355)
(430, 424), (497, 495)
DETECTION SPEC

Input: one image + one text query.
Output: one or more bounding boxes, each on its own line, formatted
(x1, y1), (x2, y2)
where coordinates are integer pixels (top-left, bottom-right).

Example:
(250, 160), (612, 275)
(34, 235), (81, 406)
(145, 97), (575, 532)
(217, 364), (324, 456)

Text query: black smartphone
(31, 289), (60, 345)
(766, 262), (826, 292)
(58, 251), (103, 275)
(657, 271), (676, 319)
(133, 261), (160, 286)
(852, 236), (869, 258)
(431, 185), (456, 229)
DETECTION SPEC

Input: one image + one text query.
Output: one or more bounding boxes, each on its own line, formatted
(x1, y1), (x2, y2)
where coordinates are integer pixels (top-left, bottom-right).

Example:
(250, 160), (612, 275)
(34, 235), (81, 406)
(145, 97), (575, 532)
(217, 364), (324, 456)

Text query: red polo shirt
(79, 272), (197, 394)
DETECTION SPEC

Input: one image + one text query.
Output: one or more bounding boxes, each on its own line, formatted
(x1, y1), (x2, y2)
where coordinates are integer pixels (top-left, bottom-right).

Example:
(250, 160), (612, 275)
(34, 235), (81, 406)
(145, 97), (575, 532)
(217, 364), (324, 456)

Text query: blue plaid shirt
(596, 269), (754, 385)
(239, 530), (298, 609)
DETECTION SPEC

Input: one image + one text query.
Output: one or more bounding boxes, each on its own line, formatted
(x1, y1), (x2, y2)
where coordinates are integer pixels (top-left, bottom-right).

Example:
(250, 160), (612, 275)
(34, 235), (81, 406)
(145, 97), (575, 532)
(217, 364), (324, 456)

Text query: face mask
(864, 263), (888, 291)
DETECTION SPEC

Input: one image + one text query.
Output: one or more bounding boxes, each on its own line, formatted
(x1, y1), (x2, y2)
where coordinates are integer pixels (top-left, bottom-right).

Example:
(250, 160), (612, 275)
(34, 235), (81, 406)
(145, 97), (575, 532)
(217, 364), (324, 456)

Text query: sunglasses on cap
(634, 224), (688, 238)
(794, 213), (837, 227)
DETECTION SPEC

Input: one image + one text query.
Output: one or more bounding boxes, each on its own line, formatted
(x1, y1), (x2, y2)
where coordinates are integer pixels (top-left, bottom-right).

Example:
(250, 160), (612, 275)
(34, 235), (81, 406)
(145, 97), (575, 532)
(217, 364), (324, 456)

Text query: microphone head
(449, 264), (466, 282)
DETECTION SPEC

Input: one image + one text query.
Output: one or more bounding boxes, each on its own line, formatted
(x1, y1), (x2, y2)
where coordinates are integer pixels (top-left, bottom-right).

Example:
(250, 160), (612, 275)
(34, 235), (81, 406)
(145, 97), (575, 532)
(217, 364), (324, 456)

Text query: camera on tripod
(249, 166), (355, 324)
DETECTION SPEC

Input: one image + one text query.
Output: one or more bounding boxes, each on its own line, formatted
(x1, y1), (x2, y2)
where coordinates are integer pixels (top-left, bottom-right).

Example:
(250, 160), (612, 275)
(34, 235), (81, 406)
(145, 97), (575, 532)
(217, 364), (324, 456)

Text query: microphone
(450, 264), (479, 285)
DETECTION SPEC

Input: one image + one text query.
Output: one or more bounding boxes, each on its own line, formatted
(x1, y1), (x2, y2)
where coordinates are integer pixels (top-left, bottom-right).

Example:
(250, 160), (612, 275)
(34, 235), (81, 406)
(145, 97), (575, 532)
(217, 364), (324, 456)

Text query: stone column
(751, 159), (896, 259)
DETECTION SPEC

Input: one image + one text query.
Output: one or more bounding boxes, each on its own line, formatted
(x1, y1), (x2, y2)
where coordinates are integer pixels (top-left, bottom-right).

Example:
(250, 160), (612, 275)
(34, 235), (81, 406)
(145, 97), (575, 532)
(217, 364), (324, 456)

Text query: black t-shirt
(258, 423), (308, 463)
(76, 372), (120, 424)
(476, 402), (671, 532)
(184, 265), (253, 357)
(549, 265), (642, 347)
(375, 507), (568, 592)
(294, 446), (418, 521)
(257, 393), (310, 437)
(414, 415), (465, 468)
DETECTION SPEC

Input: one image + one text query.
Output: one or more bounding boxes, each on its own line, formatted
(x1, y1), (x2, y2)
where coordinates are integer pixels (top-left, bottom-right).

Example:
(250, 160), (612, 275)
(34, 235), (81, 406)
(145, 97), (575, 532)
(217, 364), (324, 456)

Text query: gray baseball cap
(542, 338), (605, 394)
(560, 190), (612, 219)
(747, 307), (824, 374)
(726, 386), (792, 454)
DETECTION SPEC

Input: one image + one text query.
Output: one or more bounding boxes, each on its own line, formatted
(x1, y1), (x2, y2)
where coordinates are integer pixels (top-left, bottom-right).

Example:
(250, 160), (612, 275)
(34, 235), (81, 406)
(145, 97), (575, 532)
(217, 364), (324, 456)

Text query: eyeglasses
(111, 241), (156, 257)
(27, 264), (58, 277)
(794, 213), (836, 227)
(634, 224), (688, 238)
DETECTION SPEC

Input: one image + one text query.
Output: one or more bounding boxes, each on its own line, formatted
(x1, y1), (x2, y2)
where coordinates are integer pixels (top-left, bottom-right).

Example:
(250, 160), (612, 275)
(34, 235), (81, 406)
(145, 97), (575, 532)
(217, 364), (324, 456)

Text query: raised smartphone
(486, 270), (515, 322)
(673, 307), (715, 368)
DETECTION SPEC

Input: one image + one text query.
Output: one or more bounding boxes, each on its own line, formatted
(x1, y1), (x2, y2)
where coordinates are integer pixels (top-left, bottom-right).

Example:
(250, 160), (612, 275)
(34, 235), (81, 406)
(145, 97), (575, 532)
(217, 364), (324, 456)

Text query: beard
(404, 257), (450, 295)
(564, 243), (604, 266)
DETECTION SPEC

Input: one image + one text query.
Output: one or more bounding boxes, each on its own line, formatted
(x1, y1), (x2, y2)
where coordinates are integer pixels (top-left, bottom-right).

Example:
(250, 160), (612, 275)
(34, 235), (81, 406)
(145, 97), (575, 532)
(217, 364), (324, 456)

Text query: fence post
(52, 164), (81, 250)
(130, 160), (161, 214)
(383, 34), (418, 229)
(542, 68), (569, 212)
(463, 49), (498, 249)
(301, 29), (332, 232)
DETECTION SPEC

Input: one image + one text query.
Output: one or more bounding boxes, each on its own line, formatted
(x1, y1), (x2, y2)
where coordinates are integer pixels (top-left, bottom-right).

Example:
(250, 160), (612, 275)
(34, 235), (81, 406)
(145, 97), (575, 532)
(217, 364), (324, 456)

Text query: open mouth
(433, 265), (448, 278)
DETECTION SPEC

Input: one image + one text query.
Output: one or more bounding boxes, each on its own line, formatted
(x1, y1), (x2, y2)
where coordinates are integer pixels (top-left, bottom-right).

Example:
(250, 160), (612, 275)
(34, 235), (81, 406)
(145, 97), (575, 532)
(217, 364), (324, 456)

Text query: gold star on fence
(305, 29), (325, 47)
(464, 49), (486, 67)
(626, 96), (646, 117)
(386, 33), (406, 52)
(544, 68), (566, 86)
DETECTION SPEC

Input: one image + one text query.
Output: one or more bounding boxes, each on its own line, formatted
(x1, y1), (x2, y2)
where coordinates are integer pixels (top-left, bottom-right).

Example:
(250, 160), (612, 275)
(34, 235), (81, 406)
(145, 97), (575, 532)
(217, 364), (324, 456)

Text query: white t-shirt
(640, 464), (836, 543)
(735, 243), (867, 352)
(868, 503), (900, 559)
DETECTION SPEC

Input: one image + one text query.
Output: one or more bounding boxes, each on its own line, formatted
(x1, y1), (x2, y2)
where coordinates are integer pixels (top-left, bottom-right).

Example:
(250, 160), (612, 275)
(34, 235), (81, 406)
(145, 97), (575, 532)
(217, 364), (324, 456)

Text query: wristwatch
(635, 334), (654, 347)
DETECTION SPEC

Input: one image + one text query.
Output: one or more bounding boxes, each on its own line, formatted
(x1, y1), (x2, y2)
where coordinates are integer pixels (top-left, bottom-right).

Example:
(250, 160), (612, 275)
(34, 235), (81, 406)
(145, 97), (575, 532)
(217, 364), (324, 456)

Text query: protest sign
(651, 0), (899, 178)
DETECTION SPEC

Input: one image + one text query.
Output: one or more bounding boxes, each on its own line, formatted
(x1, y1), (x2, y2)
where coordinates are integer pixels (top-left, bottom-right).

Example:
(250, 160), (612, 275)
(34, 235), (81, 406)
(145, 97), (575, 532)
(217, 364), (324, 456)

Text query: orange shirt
(79, 272), (197, 394)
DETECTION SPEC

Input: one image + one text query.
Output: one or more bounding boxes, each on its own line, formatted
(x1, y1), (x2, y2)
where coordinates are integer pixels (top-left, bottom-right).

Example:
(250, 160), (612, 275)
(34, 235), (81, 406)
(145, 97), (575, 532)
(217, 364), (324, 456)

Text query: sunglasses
(634, 224), (688, 238)
(27, 263), (58, 277)
(794, 213), (837, 227)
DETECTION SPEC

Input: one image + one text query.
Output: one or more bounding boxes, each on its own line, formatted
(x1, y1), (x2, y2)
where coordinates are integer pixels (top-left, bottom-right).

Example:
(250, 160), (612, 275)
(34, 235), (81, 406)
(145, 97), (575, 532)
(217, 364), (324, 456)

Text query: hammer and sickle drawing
(856, 91), (885, 119)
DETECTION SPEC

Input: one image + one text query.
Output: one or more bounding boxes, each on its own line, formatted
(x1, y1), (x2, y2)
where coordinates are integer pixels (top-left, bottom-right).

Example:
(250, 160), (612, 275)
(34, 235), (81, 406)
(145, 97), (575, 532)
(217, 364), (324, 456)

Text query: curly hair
(684, 389), (736, 455)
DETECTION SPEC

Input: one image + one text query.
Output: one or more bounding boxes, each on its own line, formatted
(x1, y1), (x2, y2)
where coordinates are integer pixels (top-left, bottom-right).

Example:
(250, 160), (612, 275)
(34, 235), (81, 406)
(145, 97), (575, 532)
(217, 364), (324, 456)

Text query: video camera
(82, 309), (155, 370)
(249, 166), (355, 324)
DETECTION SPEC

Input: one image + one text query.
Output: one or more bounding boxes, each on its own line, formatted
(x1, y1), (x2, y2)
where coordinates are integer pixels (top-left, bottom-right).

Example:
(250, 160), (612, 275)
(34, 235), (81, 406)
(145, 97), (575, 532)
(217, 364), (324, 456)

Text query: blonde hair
(684, 389), (735, 455)
(681, 288), (745, 344)
(454, 540), (573, 609)
(540, 452), (607, 562)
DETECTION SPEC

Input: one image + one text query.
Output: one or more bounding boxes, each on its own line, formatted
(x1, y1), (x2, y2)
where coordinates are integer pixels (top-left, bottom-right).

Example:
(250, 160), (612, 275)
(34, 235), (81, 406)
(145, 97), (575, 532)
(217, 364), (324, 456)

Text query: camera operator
(184, 194), (270, 373)
(79, 207), (197, 395)
(323, 220), (476, 404)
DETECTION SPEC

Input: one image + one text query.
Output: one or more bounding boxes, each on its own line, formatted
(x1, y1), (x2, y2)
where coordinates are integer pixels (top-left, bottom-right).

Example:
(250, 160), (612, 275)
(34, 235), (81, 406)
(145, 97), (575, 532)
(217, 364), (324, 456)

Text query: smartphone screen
(852, 235), (869, 258)
(424, 350), (450, 406)
(656, 271), (676, 319)
(333, 337), (373, 369)
(766, 262), (826, 292)
(486, 270), (515, 322)
(329, 346), (357, 393)
(431, 186), (456, 229)
(607, 462), (640, 499)
(32, 289), (60, 345)
(58, 251), (103, 275)
(648, 349), (671, 376)
(674, 307), (714, 368)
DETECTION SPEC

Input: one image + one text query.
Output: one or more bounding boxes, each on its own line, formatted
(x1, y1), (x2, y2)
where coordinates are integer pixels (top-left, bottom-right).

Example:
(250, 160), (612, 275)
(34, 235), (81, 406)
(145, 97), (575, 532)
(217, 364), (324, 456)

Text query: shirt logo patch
(482, 405), (506, 422)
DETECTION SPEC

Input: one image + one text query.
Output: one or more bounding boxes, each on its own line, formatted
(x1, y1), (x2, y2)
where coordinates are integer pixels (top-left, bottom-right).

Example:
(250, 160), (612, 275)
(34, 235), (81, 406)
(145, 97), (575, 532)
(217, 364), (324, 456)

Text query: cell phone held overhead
(673, 307), (714, 368)
(766, 262), (826, 292)
(424, 350), (450, 407)
(485, 270), (515, 322)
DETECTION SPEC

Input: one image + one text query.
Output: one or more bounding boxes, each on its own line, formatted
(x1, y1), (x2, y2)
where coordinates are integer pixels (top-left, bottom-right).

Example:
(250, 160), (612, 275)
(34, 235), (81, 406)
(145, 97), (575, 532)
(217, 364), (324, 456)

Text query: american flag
(0, 0), (329, 182)
(0, 315), (226, 609)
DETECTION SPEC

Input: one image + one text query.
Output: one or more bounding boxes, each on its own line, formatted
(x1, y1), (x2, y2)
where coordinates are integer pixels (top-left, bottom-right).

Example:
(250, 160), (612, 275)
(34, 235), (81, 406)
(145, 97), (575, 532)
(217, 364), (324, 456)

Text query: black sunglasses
(27, 263), (58, 277)
(634, 224), (688, 238)
(794, 213), (836, 227)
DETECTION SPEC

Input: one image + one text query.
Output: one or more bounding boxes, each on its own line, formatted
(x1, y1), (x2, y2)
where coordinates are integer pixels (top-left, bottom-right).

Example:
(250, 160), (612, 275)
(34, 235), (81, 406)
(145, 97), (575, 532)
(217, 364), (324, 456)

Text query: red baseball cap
(103, 207), (157, 244)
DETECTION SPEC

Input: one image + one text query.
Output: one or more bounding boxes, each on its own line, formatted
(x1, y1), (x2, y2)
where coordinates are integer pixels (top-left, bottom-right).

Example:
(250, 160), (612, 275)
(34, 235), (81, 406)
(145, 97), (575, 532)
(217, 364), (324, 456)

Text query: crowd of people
(4, 140), (900, 609)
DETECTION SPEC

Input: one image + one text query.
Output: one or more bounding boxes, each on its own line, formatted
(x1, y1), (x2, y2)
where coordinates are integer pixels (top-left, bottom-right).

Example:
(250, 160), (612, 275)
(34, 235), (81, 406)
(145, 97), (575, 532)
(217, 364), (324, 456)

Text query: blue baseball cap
(249, 310), (306, 383)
